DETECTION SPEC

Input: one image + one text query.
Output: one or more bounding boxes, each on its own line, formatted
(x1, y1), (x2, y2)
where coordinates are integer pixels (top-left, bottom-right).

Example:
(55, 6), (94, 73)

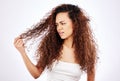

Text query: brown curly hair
(20, 4), (98, 74)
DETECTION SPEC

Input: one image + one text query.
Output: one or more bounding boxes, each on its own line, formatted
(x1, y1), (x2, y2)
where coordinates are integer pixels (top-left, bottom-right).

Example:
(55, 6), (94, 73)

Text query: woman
(14, 4), (97, 81)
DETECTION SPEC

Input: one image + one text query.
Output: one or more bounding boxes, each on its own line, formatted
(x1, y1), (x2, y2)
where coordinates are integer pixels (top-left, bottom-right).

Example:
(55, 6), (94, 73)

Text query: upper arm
(87, 67), (95, 81)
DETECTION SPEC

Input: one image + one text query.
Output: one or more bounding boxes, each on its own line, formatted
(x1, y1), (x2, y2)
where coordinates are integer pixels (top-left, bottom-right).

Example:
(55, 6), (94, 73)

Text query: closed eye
(60, 22), (66, 25)
(55, 21), (66, 27)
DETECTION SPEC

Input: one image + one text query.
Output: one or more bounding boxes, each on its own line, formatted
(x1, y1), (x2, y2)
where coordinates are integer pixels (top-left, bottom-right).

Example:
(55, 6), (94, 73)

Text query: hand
(14, 36), (26, 54)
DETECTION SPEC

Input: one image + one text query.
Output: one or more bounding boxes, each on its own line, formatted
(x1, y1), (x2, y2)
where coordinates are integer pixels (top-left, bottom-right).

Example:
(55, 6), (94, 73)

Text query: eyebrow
(55, 20), (65, 24)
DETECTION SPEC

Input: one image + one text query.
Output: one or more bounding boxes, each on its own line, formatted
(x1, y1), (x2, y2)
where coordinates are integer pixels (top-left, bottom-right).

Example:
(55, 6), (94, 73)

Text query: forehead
(55, 12), (71, 23)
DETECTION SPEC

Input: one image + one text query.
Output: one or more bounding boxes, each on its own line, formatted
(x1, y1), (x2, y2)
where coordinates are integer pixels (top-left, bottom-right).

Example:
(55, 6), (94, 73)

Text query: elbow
(33, 75), (40, 79)
(32, 72), (41, 79)
(32, 67), (43, 79)
(34, 76), (39, 79)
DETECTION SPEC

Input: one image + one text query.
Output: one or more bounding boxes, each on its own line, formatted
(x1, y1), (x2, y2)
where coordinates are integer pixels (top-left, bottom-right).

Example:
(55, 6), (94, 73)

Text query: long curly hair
(20, 4), (98, 74)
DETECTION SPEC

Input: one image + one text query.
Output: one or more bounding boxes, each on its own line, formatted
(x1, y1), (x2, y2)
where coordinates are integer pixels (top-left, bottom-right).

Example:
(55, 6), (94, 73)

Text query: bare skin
(14, 36), (43, 79)
(56, 12), (95, 81)
(56, 12), (76, 63)
(14, 36), (95, 81)
(14, 12), (95, 81)
(87, 67), (95, 81)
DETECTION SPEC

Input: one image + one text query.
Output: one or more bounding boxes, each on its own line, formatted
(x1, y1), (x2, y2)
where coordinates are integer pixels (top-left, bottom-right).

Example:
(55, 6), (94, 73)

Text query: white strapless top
(47, 60), (82, 81)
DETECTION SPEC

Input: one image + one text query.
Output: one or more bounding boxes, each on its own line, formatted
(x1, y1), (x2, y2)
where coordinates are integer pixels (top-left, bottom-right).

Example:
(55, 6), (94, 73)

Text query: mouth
(58, 32), (64, 36)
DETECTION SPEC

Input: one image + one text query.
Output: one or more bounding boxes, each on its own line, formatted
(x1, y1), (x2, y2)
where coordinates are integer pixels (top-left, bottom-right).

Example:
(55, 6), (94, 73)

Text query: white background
(0, 0), (120, 81)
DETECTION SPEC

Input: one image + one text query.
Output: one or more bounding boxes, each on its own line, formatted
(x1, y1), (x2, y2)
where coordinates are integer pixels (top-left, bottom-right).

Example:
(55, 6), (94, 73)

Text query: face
(55, 12), (73, 40)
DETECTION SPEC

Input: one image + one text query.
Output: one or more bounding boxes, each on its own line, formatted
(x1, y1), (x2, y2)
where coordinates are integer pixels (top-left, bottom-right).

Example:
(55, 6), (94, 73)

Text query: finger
(14, 36), (22, 44)
(14, 39), (24, 47)
(15, 36), (21, 40)
(16, 39), (24, 45)
(14, 39), (20, 45)
(15, 41), (24, 48)
(17, 40), (24, 46)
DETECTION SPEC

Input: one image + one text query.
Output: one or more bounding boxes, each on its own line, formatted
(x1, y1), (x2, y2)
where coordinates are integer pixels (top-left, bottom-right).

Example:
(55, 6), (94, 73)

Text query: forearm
(20, 51), (42, 79)
(14, 37), (43, 79)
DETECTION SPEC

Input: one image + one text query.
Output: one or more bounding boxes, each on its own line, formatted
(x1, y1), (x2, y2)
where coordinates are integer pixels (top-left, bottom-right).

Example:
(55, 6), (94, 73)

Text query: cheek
(68, 25), (73, 32)
(69, 28), (73, 35)
(66, 26), (73, 35)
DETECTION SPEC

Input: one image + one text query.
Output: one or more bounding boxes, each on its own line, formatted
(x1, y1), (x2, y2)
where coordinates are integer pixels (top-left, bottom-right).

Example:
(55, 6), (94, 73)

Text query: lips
(58, 32), (64, 36)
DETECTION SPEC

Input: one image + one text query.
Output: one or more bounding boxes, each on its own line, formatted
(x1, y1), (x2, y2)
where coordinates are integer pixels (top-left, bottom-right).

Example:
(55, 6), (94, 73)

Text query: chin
(60, 36), (67, 39)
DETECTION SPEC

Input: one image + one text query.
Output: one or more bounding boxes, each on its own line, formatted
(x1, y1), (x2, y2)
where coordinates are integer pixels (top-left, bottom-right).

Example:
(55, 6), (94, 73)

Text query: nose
(57, 24), (63, 30)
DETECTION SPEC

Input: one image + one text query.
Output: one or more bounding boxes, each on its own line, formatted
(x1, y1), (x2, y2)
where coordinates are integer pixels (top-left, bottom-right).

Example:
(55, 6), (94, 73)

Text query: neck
(63, 37), (73, 48)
